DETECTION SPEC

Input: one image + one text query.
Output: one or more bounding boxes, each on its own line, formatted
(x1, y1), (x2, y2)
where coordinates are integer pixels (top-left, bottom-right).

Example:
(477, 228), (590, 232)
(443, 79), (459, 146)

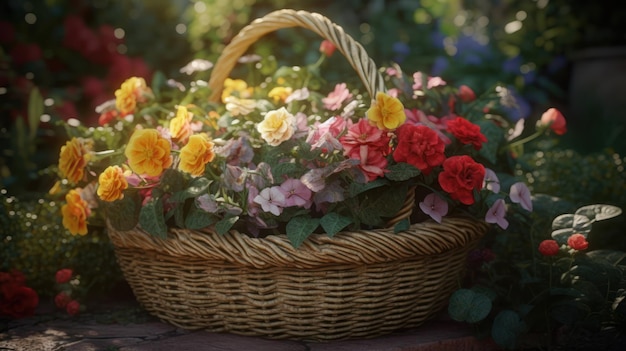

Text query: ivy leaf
(348, 178), (388, 197)
(385, 163), (420, 181)
(320, 212), (352, 237)
(448, 289), (492, 323)
(104, 194), (139, 231)
(139, 199), (168, 239)
(159, 169), (186, 194)
(393, 218), (410, 233)
(551, 214), (592, 244)
(184, 205), (217, 229)
(355, 185), (407, 226)
(477, 120), (503, 165)
(215, 215), (238, 235)
(491, 310), (527, 349)
(171, 177), (211, 202)
(286, 216), (320, 248)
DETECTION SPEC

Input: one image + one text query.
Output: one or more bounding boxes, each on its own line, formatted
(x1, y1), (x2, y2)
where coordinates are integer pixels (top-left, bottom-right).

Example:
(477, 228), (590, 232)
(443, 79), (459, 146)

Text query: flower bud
(319, 40), (336, 57)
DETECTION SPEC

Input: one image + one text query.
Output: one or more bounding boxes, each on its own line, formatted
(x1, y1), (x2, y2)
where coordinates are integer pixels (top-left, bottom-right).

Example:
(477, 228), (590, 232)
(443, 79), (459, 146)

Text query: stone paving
(1, 299), (502, 351)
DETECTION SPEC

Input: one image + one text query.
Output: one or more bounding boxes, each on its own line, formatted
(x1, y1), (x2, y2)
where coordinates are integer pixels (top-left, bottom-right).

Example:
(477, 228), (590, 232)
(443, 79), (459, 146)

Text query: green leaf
(171, 177), (211, 202)
(448, 289), (492, 323)
(587, 249), (626, 266)
(271, 162), (301, 180)
(385, 163), (421, 181)
(348, 178), (388, 197)
(477, 120), (503, 164)
(355, 185), (408, 226)
(575, 204), (622, 221)
(286, 216), (320, 248)
(159, 169), (186, 194)
(139, 199), (168, 239)
(185, 206), (217, 229)
(393, 218), (410, 233)
(215, 215), (238, 235)
(27, 87), (43, 140)
(104, 194), (138, 231)
(320, 212), (352, 237)
(151, 70), (167, 98)
(491, 310), (527, 349)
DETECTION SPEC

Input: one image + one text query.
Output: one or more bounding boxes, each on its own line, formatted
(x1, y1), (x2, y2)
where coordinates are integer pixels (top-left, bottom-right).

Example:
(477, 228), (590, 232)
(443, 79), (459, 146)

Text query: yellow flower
(221, 78), (253, 103)
(124, 129), (173, 177)
(170, 106), (193, 144)
(206, 111), (220, 130)
(61, 189), (90, 236)
(366, 92), (406, 130)
(97, 166), (129, 202)
(58, 137), (92, 184)
(224, 96), (257, 116)
(257, 107), (295, 146)
(115, 77), (150, 116)
(268, 86), (293, 103)
(178, 134), (215, 176)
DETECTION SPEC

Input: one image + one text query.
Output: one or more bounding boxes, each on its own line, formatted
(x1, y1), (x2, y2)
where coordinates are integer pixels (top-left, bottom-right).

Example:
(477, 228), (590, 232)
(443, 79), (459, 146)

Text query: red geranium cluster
(54, 268), (83, 316)
(0, 270), (39, 319)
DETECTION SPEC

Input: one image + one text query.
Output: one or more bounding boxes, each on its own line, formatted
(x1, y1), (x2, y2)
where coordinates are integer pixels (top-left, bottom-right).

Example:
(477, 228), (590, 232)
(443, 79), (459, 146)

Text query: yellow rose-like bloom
(97, 166), (129, 202)
(61, 189), (90, 236)
(178, 134), (215, 176)
(169, 106), (193, 144)
(221, 78), (253, 103)
(366, 92), (406, 130)
(58, 137), (92, 184)
(268, 86), (293, 103)
(115, 77), (149, 116)
(257, 107), (295, 146)
(224, 96), (257, 116)
(124, 129), (173, 177)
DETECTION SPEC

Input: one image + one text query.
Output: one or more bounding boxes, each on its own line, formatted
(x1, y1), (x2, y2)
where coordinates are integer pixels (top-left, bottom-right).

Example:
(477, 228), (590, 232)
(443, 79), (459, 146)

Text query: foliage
(450, 201), (626, 349)
(0, 191), (122, 298)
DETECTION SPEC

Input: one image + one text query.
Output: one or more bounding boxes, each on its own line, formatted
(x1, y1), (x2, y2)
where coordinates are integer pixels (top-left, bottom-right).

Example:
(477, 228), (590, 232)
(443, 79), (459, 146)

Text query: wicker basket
(107, 9), (489, 341)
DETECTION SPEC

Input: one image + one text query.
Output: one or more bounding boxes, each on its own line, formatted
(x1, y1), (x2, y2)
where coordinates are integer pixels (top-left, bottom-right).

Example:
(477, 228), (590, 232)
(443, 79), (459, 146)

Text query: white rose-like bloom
(257, 107), (296, 146)
(225, 96), (257, 116)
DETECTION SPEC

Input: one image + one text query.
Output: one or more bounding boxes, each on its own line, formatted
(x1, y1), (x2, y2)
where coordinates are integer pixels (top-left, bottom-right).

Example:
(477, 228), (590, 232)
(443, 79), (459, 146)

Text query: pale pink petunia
(419, 193), (449, 223)
(253, 186), (285, 216)
(486, 199), (509, 229)
(279, 178), (313, 208)
(509, 182), (533, 211)
(322, 83), (353, 111)
(483, 168), (501, 193)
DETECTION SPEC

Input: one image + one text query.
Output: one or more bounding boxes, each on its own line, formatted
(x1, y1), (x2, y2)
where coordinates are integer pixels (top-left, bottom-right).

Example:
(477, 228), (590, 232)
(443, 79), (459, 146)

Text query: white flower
(257, 107), (296, 146)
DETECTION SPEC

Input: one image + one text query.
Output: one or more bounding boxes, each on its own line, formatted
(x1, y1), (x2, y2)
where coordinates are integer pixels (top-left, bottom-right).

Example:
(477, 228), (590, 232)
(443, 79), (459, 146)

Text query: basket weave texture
(107, 9), (489, 340)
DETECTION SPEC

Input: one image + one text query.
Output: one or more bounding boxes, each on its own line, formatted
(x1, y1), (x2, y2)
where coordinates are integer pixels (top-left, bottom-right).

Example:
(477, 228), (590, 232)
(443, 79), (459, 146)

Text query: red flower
(10, 43), (43, 66)
(438, 155), (485, 205)
(98, 109), (120, 126)
(446, 117), (487, 150)
(55, 269), (73, 284)
(458, 85), (476, 102)
(319, 40), (336, 57)
(567, 234), (589, 251)
(538, 239), (560, 256)
(54, 292), (72, 308)
(0, 285), (39, 319)
(539, 108), (567, 135)
(393, 124), (446, 175)
(66, 300), (81, 316)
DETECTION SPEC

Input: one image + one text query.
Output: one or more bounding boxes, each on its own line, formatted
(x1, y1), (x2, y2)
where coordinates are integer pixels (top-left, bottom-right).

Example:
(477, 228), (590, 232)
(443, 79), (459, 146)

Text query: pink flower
(254, 186), (286, 216)
(419, 193), (449, 223)
(539, 108), (567, 135)
(485, 199), (509, 229)
(340, 119), (390, 158)
(404, 109), (452, 144)
(322, 83), (353, 111)
(279, 178), (313, 208)
(538, 240), (560, 256)
(509, 182), (533, 211)
(319, 40), (336, 57)
(483, 168), (500, 193)
(458, 85), (476, 102)
(412, 72), (446, 91)
(307, 116), (350, 151)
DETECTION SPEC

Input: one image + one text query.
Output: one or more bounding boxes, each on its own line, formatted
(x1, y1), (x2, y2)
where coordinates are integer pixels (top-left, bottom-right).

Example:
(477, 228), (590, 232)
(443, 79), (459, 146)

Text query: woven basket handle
(207, 9), (385, 102)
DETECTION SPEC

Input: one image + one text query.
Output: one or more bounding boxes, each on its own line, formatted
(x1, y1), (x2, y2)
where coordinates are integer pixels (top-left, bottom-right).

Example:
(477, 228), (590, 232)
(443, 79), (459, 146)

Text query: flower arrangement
(50, 40), (565, 247)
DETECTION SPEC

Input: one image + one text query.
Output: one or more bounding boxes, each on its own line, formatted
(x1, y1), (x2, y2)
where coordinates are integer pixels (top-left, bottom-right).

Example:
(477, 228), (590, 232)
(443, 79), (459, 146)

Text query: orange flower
(61, 189), (90, 236)
(178, 134), (215, 176)
(539, 108), (567, 135)
(97, 165), (128, 202)
(115, 77), (150, 116)
(58, 137), (92, 184)
(366, 92), (406, 130)
(169, 105), (193, 144)
(124, 129), (172, 177)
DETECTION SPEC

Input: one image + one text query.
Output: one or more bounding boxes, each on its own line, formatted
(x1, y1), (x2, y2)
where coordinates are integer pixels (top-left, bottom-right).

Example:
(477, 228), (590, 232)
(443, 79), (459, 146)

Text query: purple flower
(196, 194), (218, 213)
(485, 199), (509, 229)
(419, 193), (449, 223)
(483, 168), (500, 193)
(510, 182), (533, 212)
(279, 178), (313, 208)
(253, 186), (285, 216)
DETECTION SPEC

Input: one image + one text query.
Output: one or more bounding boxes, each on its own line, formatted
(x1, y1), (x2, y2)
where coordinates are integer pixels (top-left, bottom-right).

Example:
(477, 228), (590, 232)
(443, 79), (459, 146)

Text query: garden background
(2, 0), (626, 349)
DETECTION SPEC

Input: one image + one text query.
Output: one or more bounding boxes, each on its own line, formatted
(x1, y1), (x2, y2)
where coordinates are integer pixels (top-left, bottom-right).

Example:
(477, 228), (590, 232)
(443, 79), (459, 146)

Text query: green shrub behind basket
(1, 191), (122, 298)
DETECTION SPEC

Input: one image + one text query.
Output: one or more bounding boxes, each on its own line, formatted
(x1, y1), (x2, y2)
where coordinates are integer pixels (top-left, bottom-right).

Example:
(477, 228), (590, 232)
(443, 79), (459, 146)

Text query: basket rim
(107, 216), (488, 269)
